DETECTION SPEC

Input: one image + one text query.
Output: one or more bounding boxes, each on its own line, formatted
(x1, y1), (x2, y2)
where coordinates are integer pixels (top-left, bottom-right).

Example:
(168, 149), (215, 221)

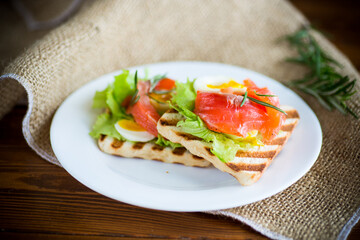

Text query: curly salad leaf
(170, 80), (263, 163)
(90, 70), (135, 140)
(89, 113), (125, 140)
(155, 134), (182, 149)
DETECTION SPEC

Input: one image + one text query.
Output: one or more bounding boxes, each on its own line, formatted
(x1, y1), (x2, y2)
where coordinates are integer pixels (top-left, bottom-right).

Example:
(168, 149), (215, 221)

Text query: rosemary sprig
(239, 90), (286, 115)
(284, 27), (358, 118)
(253, 90), (277, 97)
(247, 96), (287, 115)
(240, 90), (248, 107)
(129, 70), (140, 106)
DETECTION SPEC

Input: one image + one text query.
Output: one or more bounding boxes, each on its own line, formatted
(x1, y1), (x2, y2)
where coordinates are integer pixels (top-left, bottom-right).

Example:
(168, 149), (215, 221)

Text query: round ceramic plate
(50, 61), (322, 212)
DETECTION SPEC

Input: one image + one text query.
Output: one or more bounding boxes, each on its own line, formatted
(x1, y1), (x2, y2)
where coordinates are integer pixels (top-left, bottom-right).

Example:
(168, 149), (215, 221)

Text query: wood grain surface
(1, 0), (359, 239)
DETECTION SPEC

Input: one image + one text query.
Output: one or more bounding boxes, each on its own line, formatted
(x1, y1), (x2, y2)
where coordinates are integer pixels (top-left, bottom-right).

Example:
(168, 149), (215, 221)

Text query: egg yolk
(244, 131), (263, 147)
(246, 130), (258, 138)
(117, 119), (145, 131)
(207, 80), (245, 89)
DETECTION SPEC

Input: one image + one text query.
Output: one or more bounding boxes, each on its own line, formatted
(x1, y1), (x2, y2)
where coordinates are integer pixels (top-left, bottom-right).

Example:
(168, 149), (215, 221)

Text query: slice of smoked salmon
(244, 79), (286, 140)
(127, 81), (160, 136)
(194, 80), (285, 141)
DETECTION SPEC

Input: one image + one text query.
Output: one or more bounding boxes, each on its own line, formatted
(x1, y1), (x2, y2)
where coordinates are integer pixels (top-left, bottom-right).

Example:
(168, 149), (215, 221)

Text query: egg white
(114, 122), (155, 142)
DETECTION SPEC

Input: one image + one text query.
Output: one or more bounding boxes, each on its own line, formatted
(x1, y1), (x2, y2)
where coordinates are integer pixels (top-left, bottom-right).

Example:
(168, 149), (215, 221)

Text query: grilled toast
(98, 135), (212, 167)
(157, 106), (300, 185)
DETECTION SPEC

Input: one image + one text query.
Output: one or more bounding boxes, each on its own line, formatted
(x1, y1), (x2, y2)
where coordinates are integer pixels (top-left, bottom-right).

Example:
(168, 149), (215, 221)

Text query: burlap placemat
(1, 1), (359, 239)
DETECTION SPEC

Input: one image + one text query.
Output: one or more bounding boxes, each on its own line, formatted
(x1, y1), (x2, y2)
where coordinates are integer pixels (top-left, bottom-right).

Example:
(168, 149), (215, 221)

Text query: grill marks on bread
(111, 139), (124, 149)
(151, 145), (165, 151)
(263, 136), (286, 146)
(97, 135), (211, 168)
(172, 147), (186, 155)
(227, 162), (267, 172)
(100, 134), (106, 141)
(157, 106), (299, 185)
(281, 124), (296, 132)
(192, 155), (204, 160)
(205, 147), (215, 156)
(133, 142), (146, 150)
(176, 132), (202, 141)
(236, 150), (277, 158)
(285, 109), (300, 119)
(159, 119), (178, 126)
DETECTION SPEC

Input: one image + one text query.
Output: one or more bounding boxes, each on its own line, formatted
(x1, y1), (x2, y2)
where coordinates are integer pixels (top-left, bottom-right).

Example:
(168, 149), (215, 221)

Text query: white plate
(50, 61), (322, 212)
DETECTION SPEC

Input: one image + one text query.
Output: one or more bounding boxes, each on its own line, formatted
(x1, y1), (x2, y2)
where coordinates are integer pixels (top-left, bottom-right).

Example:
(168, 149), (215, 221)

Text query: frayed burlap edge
(338, 208), (360, 240)
(0, 74), (61, 166)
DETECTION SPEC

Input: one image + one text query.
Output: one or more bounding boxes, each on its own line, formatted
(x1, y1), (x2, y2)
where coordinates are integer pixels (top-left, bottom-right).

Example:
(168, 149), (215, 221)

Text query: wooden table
(1, 0), (359, 239)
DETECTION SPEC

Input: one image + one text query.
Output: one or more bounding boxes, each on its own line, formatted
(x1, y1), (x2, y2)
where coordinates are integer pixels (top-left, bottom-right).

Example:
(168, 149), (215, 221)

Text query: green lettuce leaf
(89, 113), (125, 140)
(168, 102), (197, 120)
(211, 134), (242, 162)
(113, 70), (136, 104)
(92, 86), (110, 109)
(176, 116), (213, 142)
(92, 71), (135, 111)
(172, 79), (196, 111)
(176, 117), (242, 162)
(90, 70), (137, 140)
(106, 88), (129, 119)
(155, 135), (182, 149)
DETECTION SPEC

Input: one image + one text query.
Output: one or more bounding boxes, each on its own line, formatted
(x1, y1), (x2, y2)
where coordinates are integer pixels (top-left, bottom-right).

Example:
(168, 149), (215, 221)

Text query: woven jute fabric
(1, 0), (359, 239)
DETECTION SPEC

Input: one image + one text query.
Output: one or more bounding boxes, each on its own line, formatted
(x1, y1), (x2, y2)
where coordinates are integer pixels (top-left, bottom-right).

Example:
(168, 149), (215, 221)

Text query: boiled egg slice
(114, 119), (155, 142)
(193, 76), (246, 93)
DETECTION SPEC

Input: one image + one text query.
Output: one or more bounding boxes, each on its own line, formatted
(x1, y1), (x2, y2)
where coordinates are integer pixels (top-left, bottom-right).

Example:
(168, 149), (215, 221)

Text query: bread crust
(157, 105), (300, 185)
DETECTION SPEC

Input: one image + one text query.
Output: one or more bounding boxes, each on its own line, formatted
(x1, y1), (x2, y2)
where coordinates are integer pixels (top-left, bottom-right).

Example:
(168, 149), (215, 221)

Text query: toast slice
(98, 135), (212, 167)
(157, 106), (300, 185)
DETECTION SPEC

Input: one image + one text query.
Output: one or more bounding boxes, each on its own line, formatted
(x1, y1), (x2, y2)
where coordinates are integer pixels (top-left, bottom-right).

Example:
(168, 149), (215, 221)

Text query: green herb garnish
(240, 90), (248, 107)
(129, 70), (140, 106)
(239, 90), (285, 115)
(253, 90), (277, 97)
(284, 27), (358, 118)
(247, 96), (287, 115)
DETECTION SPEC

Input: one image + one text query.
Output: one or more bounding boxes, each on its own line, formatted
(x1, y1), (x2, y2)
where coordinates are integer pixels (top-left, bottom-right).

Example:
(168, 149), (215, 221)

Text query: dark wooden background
(1, 0), (359, 239)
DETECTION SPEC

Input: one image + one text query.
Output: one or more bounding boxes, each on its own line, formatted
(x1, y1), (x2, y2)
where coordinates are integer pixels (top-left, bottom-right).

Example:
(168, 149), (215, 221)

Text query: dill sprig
(284, 27), (358, 118)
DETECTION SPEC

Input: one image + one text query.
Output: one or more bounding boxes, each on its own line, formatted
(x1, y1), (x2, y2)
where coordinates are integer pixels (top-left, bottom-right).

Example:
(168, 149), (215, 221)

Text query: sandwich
(89, 70), (211, 168)
(157, 76), (299, 185)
